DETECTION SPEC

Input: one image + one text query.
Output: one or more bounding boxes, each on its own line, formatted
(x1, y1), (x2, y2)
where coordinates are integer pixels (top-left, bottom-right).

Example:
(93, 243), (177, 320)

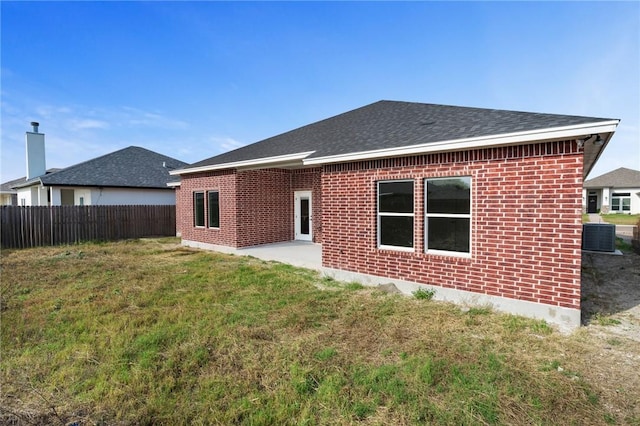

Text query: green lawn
(599, 213), (640, 226)
(1, 239), (637, 424)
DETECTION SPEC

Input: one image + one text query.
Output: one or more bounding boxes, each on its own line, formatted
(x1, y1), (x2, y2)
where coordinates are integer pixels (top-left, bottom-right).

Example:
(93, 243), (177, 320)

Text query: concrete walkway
(587, 213), (604, 223)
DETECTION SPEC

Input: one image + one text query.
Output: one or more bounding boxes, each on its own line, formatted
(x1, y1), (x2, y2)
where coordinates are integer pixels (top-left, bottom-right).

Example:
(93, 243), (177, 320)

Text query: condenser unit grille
(582, 224), (616, 252)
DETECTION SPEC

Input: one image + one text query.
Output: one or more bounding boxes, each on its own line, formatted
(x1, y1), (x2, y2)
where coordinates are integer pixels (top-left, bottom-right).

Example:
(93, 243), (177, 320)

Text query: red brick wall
(236, 169), (292, 247)
(177, 167), (323, 248)
(292, 168), (323, 243)
(176, 170), (239, 247)
(175, 186), (182, 236)
(322, 140), (584, 310)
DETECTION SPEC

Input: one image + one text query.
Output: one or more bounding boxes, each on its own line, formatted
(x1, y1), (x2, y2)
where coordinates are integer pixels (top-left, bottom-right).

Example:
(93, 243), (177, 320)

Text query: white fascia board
(166, 181), (181, 188)
(169, 151), (316, 175)
(12, 179), (43, 190)
(303, 120), (620, 166)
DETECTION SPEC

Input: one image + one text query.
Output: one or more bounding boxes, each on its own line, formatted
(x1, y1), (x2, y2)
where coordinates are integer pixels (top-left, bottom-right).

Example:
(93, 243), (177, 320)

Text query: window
(425, 177), (471, 254)
(378, 180), (414, 249)
(611, 193), (631, 212)
(207, 191), (220, 228)
(611, 197), (620, 211)
(194, 192), (205, 227)
(61, 189), (74, 205)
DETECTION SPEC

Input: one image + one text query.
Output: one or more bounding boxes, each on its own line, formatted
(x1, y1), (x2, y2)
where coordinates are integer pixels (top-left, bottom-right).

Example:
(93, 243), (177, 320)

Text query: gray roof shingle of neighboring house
(1, 169), (62, 192)
(583, 167), (640, 188)
(185, 100), (617, 170)
(2, 176), (30, 193)
(12, 147), (187, 189)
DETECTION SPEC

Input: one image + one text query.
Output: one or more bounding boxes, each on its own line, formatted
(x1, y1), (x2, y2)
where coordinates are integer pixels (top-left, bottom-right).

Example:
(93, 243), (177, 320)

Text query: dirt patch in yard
(581, 251), (640, 337)
(579, 251), (640, 421)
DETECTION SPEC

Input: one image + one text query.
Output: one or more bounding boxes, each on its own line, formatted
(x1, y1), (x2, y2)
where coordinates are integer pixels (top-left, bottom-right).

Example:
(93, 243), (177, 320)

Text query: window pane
(622, 198), (631, 211)
(208, 191), (220, 228)
(427, 217), (469, 253)
(427, 177), (470, 214)
(379, 181), (414, 213)
(611, 198), (620, 210)
(194, 192), (204, 227)
(300, 198), (310, 234)
(380, 216), (414, 248)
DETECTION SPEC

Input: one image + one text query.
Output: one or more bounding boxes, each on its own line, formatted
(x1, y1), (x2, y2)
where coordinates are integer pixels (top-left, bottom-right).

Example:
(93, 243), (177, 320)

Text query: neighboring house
(11, 123), (186, 206)
(1, 169), (62, 206)
(1, 176), (21, 206)
(171, 100), (619, 330)
(583, 167), (640, 214)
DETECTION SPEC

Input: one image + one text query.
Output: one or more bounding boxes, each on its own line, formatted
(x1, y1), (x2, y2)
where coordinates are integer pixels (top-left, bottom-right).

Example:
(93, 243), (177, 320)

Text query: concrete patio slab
(182, 239), (322, 270)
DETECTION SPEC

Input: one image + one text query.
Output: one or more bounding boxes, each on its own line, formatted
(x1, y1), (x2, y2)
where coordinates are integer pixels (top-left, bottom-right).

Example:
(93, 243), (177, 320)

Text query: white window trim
(377, 180), (415, 251)
(424, 177), (472, 258)
(611, 193), (631, 212)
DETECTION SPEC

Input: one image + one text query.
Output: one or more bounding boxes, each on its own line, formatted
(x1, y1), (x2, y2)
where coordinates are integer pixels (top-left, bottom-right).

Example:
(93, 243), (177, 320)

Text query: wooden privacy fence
(1, 205), (176, 249)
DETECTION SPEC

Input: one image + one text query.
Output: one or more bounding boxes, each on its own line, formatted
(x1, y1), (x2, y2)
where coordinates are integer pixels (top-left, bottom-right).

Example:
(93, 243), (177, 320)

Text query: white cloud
(35, 105), (72, 118)
(213, 136), (245, 152)
(68, 118), (110, 130)
(120, 106), (189, 130)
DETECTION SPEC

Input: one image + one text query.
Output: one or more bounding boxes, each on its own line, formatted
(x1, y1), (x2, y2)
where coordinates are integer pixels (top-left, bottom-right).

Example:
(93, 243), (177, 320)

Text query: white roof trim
(166, 181), (181, 187)
(303, 121), (620, 165)
(170, 151), (316, 175)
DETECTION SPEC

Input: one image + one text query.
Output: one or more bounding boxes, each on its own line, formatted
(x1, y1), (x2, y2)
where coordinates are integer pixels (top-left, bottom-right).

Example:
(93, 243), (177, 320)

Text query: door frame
(294, 190), (312, 241)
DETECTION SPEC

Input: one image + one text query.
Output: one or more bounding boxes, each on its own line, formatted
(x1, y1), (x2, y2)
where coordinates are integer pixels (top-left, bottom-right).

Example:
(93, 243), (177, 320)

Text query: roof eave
(17, 182), (176, 190)
(170, 151), (316, 176)
(11, 179), (43, 190)
(303, 120), (620, 166)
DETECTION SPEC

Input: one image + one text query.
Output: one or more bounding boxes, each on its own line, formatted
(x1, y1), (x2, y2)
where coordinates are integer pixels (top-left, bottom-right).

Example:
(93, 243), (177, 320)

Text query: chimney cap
(30, 121), (40, 127)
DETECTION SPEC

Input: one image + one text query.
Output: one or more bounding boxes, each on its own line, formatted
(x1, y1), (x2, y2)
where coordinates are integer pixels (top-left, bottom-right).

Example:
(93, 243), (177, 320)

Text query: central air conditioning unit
(582, 223), (616, 252)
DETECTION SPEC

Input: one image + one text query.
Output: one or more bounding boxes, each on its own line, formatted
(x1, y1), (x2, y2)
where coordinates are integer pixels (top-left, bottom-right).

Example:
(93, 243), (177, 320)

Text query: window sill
(425, 249), (472, 259)
(378, 245), (415, 253)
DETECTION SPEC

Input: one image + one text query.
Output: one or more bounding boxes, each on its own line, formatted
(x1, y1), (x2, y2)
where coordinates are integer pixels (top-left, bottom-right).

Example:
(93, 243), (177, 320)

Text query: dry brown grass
(1, 238), (639, 425)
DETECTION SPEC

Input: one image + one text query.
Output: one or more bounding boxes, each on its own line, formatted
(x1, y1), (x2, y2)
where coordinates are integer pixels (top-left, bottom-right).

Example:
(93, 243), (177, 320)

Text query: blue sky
(1, 1), (638, 182)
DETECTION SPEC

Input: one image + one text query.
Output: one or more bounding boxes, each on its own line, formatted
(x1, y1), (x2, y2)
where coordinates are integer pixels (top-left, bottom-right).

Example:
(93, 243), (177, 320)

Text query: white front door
(294, 191), (312, 241)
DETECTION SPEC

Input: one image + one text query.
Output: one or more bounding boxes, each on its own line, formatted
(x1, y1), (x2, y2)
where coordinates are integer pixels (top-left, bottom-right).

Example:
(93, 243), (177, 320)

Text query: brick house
(171, 101), (619, 329)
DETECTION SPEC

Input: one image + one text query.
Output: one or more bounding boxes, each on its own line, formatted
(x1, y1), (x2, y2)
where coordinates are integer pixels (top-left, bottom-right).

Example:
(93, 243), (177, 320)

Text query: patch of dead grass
(1, 239), (639, 424)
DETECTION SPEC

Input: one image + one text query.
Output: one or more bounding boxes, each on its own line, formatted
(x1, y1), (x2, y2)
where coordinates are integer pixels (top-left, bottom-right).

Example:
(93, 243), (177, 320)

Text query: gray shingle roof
(2, 176), (29, 193)
(186, 100), (616, 169)
(584, 167), (640, 188)
(13, 147), (186, 189)
(2, 169), (62, 192)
